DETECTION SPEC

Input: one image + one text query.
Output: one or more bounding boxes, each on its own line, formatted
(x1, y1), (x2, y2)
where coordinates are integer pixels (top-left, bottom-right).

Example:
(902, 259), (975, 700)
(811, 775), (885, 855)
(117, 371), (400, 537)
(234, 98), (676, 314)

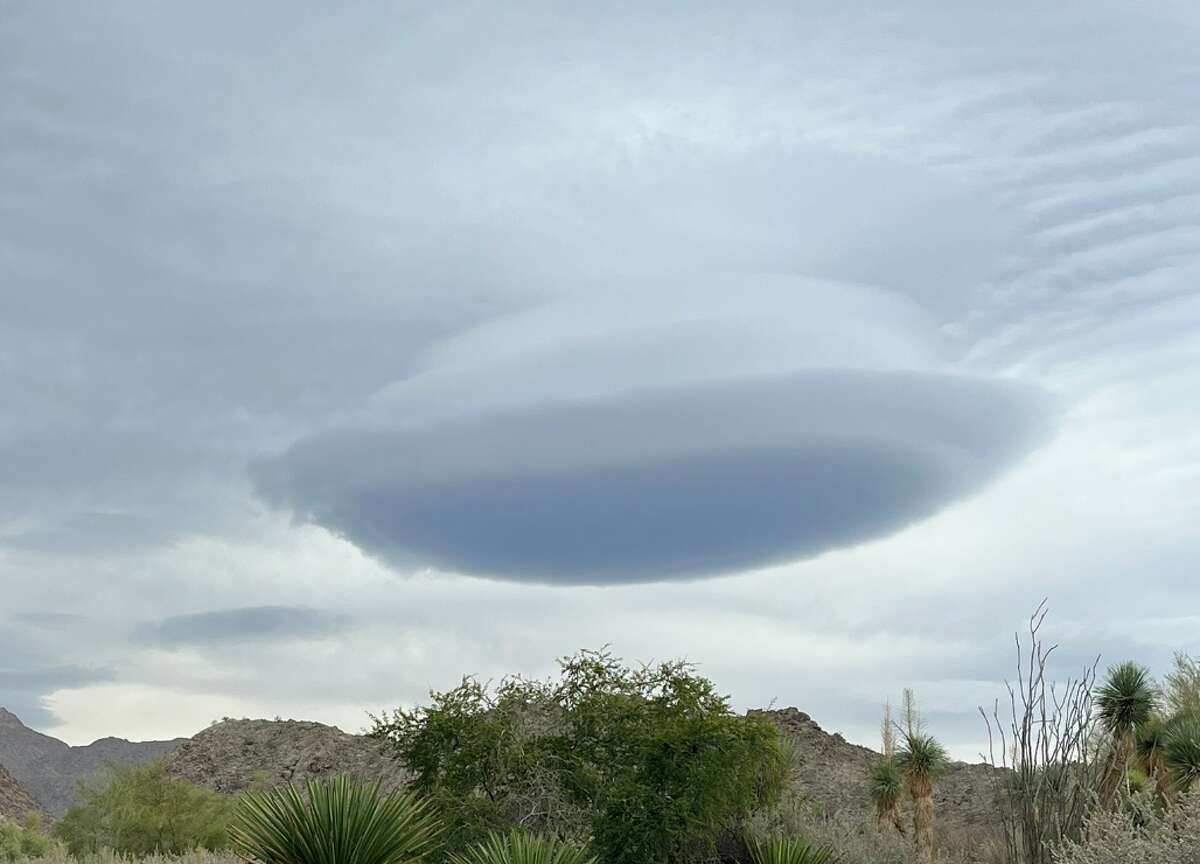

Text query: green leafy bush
(0, 815), (58, 863)
(230, 775), (441, 864)
(53, 762), (233, 856)
(447, 830), (594, 864)
(372, 648), (789, 864)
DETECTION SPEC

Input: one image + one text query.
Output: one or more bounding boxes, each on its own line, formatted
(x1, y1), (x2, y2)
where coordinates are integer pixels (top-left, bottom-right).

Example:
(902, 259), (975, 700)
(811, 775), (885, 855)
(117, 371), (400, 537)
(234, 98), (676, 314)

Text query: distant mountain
(0, 761), (43, 822)
(166, 717), (409, 795)
(0, 707), (185, 816)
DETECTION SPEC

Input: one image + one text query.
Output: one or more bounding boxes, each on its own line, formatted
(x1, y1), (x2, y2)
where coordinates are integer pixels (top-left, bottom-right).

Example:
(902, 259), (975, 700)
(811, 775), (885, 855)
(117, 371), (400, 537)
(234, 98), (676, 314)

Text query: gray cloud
(0, 628), (112, 728)
(260, 370), (1049, 583)
(143, 607), (348, 646)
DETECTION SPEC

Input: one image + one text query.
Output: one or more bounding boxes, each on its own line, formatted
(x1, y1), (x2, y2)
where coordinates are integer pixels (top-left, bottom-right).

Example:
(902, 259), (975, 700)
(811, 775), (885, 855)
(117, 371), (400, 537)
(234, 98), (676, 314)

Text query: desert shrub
(0, 816), (58, 863)
(230, 775), (441, 864)
(1053, 789), (1200, 864)
(373, 648), (789, 864)
(447, 830), (595, 864)
(744, 836), (834, 864)
(982, 604), (1105, 864)
(53, 761), (234, 856)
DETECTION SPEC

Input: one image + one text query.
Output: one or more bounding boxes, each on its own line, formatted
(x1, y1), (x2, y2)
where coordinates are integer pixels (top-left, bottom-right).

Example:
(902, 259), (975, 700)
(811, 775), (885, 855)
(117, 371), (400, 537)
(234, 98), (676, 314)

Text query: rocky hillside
(755, 708), (1005, 840)
(0, 707), (185, 816)
(0, 762), (43, 822)
(166, 718), (409, 795)
(3, 704), (1003, 839)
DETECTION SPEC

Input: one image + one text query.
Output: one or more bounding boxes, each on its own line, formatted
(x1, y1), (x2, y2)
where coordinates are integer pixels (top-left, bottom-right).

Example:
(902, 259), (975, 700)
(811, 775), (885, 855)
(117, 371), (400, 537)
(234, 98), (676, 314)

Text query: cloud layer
(262, 370), (1047, 582)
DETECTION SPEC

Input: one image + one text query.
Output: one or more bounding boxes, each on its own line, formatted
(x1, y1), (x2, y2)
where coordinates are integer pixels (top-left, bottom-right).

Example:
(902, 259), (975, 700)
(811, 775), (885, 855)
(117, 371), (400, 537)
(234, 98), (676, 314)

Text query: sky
(2, 2), (1199, 760)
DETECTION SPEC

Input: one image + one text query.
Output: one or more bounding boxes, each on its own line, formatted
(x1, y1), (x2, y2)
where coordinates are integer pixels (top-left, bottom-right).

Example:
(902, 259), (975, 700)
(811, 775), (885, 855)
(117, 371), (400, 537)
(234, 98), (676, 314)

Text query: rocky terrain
(0, 761), (43, 822)
(755, 707), (1005, 840)
(0, 708), (185, 816)
(166, 718), (409, 795)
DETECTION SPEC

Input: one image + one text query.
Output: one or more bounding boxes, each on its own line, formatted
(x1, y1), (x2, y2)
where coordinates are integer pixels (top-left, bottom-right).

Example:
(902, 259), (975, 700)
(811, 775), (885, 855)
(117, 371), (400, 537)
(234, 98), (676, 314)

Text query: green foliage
(0, 815), (58, 863)
(869, 757), (904, 809)
(745, 836), (835, 864)
(895, 733), (948, 786)
(1096, 662), (1158, 739)
(1163, 653), (1200, 718)
(230, 775), (441, 864)
(372, 649), (789, 864)
(1161, 714), (1200, 792)
(53, 762), (233, 856)
(447, 831), (594, 864)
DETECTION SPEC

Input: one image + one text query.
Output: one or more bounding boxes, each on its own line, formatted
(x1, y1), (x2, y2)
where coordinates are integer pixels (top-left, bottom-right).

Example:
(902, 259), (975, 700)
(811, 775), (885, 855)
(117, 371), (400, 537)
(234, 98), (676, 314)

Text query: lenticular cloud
(256, 277), (1051, 584)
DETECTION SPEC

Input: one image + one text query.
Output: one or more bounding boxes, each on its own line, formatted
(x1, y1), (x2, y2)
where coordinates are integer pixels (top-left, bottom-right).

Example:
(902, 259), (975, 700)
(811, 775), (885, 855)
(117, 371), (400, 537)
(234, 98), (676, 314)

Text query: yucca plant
(745, 836), (836, 864)
(1097, 662), (1159, 802)
(868, 757), (905, 834)
(447, 830), (595, 864)
(1162, 714), (1200, 793)
(230, 775), (442, 864)
(896, 732), (948, 864)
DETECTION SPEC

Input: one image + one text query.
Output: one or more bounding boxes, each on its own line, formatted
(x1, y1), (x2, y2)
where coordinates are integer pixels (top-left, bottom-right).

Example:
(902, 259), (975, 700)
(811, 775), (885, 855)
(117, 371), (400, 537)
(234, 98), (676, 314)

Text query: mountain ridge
(0, 707), (185, 817)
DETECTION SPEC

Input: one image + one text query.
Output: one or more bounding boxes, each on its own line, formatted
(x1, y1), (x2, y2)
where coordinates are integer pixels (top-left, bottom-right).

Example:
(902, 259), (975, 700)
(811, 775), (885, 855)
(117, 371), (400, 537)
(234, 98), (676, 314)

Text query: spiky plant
(1098, 662), (1158, 738)
(1162, 714), (1200, 793)
(1097, 662), (1159, 801)
(896, 732), (948, 864)
(230, 776), (442, 864)
(745, 836), (836, 864)
(447, 831), (595, 864)
(1135, 714), (1172, 800)
(869, 757), (905, 834)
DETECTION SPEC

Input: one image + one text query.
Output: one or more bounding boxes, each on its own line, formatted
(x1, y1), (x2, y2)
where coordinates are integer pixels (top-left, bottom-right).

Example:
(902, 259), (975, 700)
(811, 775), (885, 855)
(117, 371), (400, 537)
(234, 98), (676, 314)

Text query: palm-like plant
(869, 757), (905, 834)
(1098, 662), (1159, 740)
(745, 836), (836, 864)
(447, 831), (595, 864)
(896, 732), (948, 864)
(1097, 662), (1158, 801)
(1162, 714), (1200, 793)
(230, 776), (442, 864)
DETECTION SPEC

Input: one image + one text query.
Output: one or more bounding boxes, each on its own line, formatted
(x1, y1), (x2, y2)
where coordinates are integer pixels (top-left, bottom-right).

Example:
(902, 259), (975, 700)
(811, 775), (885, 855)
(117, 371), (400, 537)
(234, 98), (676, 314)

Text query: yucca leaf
(230, 775), (442, 864)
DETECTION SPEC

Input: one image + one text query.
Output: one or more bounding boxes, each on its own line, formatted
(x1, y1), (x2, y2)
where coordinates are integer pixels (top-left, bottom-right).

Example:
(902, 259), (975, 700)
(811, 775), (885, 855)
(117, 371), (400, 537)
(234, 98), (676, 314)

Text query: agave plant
(230, 775), (442, 864)
(896, 732), (948, 864)
(447, 830), (595, 864)
(745, 836), (836, 864)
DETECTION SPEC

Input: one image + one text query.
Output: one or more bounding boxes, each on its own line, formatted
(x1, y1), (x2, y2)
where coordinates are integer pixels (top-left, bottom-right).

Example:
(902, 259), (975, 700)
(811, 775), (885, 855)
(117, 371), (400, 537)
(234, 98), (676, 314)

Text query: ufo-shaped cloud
(256, 274), (1052, 584)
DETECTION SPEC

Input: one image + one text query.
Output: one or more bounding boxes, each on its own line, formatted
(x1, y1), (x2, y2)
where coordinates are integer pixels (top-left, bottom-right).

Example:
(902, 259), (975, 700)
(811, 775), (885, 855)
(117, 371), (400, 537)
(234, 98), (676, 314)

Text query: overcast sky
(2, 2), (1199, 760)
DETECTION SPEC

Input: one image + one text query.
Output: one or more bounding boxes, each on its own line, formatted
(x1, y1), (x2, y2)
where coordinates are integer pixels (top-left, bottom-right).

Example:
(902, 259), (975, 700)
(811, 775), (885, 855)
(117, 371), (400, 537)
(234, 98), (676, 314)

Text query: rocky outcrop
(165, 718), (409, 795)
(0, 762), (43, 822)
(753, 707), (1006, 843)
(0, 707), (185, 816)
